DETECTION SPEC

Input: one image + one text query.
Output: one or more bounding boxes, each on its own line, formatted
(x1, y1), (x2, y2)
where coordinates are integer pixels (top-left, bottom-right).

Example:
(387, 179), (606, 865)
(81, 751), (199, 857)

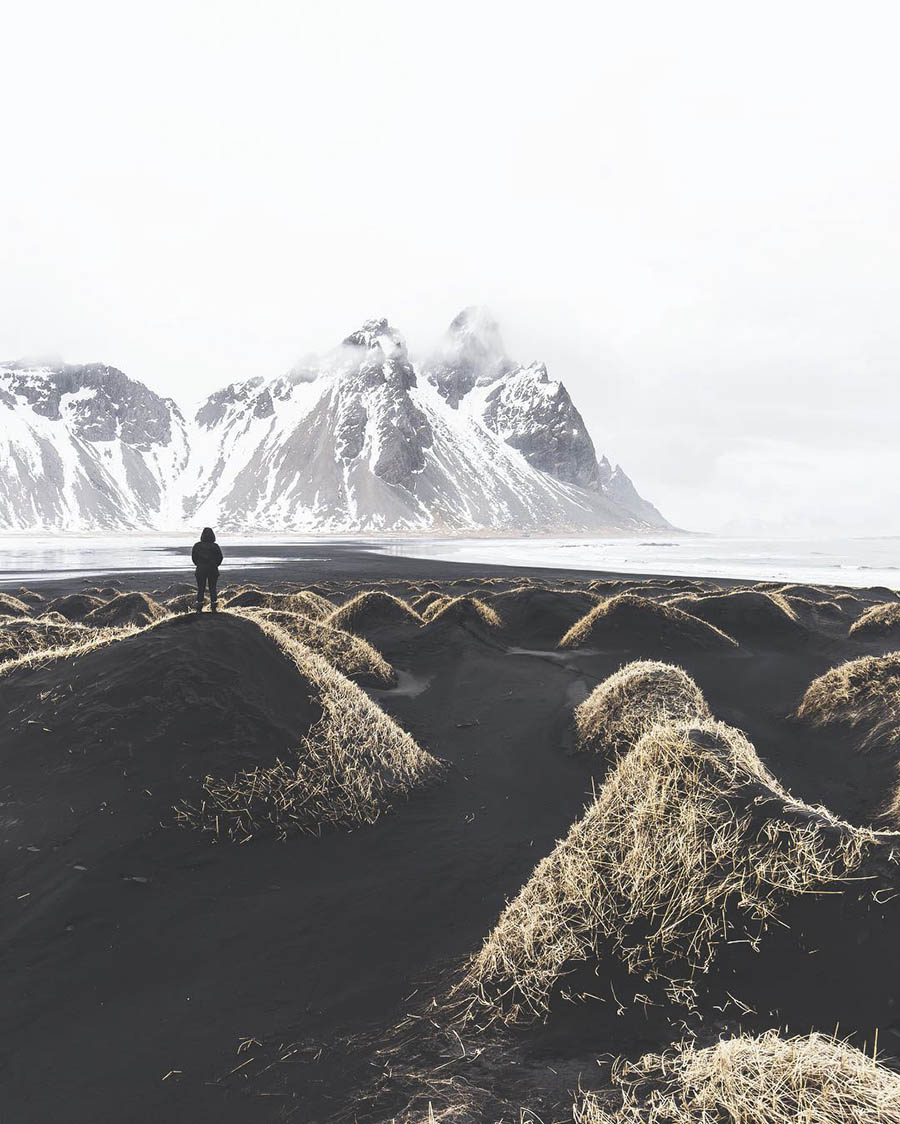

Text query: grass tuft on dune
(574, 661), (709, 758)
(465, 720), (883, 1024)
(176, 613), (441, 840)
(850, 602), (900, 639)
(0, 625), (136, 678)
(797, 653), (900, 750)
(573, 1031), (900, 1123)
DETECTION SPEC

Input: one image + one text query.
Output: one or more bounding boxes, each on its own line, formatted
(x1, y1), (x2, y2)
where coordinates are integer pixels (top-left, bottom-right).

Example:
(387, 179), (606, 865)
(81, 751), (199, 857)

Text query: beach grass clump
(176, 615), (441, 840)
(0, 624), (137, 678)
(574, 661), (709, 758)
(850, 603), (900, 639)
(465, 720), (880, 1024)
(559, 595), (737, 652)
(573, 1031), (900, 1124)
(796, 653), (900, 751)
(235, 607), (396, 688)
(0, 618), (95, 664)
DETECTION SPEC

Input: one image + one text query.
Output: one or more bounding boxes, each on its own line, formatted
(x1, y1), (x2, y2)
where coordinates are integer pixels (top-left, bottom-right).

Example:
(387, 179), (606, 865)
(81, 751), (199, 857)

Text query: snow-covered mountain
(0, 311), (668, 533)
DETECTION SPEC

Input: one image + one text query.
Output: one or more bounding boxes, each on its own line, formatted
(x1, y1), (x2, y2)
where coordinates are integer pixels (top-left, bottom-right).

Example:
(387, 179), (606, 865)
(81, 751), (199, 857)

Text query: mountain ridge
(0, 310), (669, 534)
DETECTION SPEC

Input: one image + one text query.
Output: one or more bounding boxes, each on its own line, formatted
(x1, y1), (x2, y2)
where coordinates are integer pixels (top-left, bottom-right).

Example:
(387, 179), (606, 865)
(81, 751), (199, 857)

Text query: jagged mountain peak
(342, 318), (407, 360)
(425, 307), (515, 409)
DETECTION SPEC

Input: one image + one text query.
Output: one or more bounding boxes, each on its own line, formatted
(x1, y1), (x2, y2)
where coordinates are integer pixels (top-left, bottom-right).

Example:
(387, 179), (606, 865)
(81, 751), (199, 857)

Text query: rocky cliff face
(0, 312), (668, 533)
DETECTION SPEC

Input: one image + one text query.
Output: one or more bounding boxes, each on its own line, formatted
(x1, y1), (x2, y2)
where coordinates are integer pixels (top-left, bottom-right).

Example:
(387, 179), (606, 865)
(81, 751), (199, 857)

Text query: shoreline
(5, 540), (896, 600)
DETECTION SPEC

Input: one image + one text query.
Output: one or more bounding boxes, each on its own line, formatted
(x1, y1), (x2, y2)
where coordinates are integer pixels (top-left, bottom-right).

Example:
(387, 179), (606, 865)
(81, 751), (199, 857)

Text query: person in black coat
(191, 527), (223, 612)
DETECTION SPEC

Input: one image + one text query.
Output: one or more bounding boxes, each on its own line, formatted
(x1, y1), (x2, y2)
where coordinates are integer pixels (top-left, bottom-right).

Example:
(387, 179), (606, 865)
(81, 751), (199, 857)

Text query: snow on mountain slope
(0, 312), (669, 533)
(0, 361), (190, 530)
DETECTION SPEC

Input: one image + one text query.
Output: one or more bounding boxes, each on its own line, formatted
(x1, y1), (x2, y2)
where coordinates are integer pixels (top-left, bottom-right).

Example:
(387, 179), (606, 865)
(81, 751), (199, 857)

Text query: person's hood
(200, 527), (216, 543)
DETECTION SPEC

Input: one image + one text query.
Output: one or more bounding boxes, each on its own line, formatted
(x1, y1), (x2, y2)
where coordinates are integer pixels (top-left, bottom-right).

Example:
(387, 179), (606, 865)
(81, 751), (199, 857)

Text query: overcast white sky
(2, 0), (899, 536)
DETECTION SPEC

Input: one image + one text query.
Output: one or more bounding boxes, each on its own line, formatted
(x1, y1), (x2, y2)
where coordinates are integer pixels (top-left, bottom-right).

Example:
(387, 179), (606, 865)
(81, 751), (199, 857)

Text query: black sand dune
(2, 550), (900, 1122)
(43, 592), (104, 620)
(326, 590), (425, 645)
(561, 593), (739, 655)
(82, 591), (168, 627)
(489, 585), (599, 646)
(667, 589), (808, 646)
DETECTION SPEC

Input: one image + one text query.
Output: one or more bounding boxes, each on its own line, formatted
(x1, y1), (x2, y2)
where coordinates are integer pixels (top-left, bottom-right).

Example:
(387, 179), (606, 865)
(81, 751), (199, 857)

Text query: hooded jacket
(191, 528), (223, 572)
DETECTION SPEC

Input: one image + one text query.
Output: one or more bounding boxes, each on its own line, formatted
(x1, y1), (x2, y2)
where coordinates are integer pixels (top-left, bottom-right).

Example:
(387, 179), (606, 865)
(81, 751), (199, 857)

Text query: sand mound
(0, 593), (33, 618)
(560, 595), (737, 654)
(0, 618), (92, 664)
(574, 1031), (900, 1123)
(224, 587), (333, 618)
(327, 591), (425, 639)
(465, 720), (884, 1023)
(574, 661), (710, 757)
(797, 653), (900, 751)
(850, 602), (900, 639)
(422, 596), (502, 631)
(176, 615), (440, 839)
(13, 587), (44, 605)
(161, 582), (197, 598)
(489, 586), (598, 645)
(82, 592), (168, 628)
(666, 589), (805, 644)
(412, 590), (446, 613)
(238, 607), (396, 688)
(44, 593), (104, 621)
(766, 583), (835, 603)
(166, 593), (198, 614)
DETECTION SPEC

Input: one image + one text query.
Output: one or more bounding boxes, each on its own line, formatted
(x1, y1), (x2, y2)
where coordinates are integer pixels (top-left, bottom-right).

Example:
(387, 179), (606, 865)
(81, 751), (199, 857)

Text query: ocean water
(0, 533), (897, 590)
(0, 534), (314, 585)
(373, 535), (900, 590)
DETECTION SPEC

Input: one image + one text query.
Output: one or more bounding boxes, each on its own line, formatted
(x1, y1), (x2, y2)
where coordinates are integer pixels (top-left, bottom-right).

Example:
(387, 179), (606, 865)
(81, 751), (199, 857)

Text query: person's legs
(209, 571), (218, 612)
(196, 570), (207, 612)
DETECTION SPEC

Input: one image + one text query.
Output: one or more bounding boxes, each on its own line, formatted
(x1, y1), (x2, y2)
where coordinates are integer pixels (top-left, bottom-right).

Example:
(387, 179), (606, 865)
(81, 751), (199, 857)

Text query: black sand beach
(2, 545), (899, 1121)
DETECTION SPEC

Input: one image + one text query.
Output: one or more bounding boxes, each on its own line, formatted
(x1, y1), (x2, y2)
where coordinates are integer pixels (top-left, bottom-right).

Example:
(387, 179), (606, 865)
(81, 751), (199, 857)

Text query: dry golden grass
(0, 592), (33, 618)
(424, 596), (502, 629)
(574, 662), (710, 758)
(422, 596), (451, 620)
(574, 1031), (900, 1123)
(234, 607), (396, 687)
(465, 720), (885, 1023)
(327, 591), (425, 633)
(850, 602), (900, 639)
(0, 618), (96, 663)
(176, 614), (441, 840)
(412, 591), (446, 613)
(0, 624), (137, 678)
(559, 595), (737, 651)
(797, 653), (900, 751)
